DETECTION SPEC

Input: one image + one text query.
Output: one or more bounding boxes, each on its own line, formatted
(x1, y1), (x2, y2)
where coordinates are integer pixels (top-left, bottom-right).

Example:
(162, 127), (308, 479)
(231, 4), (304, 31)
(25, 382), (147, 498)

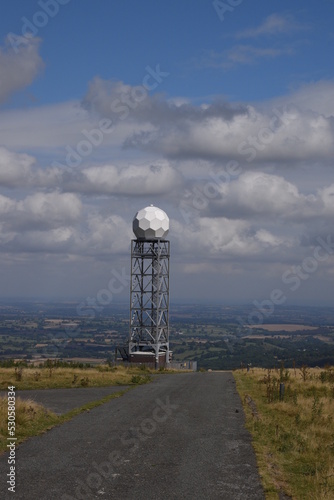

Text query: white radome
(133, 205), (169, 240)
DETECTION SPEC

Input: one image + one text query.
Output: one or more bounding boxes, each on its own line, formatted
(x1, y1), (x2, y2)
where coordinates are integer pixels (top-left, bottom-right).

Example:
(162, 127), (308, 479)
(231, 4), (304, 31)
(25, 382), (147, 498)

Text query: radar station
(127, 205), (170, 368)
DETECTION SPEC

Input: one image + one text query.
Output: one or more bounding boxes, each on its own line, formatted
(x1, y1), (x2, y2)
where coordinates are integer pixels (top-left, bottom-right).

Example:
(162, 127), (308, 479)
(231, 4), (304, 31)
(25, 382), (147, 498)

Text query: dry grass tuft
(0, 364), (155, 390)
(234, 366), (334, 500)
(0, 396), (59, 453)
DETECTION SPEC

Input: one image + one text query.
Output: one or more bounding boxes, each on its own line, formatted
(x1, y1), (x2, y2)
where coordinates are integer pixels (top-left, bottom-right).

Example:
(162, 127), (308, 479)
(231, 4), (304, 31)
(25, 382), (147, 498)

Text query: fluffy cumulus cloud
(0, 194), (15, 219)
(0, 36), (44, 104)
(1, 66), (334, 300)
(0, 146), (182, 196)
(0, 147), (36, 187)
(81, 77), (246, 126)
(5, 213), (131, 257)
(172, 216), (291, 262)
(319, 184), (334, 215)
(83, 213), (131, 255)
(271, 80), (334, 118)
(0, 192), (132, 257)
(0, 192), (82, 232)
(6, 227), (77, 254)
(205, 172), (328, 221)
(78, 160), (182, 195)
(127, 103), (334, 162)
(0, 147), (62, 190)
(81, 77), (334, 164)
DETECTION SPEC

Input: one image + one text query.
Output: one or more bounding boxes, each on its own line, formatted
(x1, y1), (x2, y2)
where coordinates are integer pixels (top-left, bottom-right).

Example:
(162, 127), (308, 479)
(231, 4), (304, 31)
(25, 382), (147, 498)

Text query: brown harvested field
(256, 324), (318, 332)
(243, 334), (291, 339)
(56, 357), (107, 364)
(28, 357), (106, 365)
(314, 335), (334, 343)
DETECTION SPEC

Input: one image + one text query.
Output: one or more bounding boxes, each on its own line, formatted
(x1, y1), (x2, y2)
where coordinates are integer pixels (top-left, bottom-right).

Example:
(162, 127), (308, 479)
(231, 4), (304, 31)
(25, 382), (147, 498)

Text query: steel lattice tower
(128, 206), (170, 368)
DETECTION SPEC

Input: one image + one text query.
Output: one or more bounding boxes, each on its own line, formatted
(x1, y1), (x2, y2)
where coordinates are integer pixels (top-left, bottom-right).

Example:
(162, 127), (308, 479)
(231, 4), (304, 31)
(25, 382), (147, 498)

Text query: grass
(0, 389), (129, 454)
(0, 363), (185, 453)
(0, 364), (155, 453)
(0, 364), (155, 390)
(233, 366), (334, 500)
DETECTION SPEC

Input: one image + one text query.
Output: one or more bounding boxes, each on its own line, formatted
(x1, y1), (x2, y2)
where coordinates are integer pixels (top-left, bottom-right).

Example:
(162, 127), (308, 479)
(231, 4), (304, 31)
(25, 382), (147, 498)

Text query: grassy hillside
(0, 363), (153, 390)
(234, 366), (334, 499)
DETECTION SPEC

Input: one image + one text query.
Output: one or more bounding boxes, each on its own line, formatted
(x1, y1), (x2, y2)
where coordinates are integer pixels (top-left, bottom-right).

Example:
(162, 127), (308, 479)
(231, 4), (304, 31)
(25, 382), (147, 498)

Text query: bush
(131, 374), (151, 385)
(15, 367), (23, 381)
(80, 377), (89, 387)
(319, 368), (334, 383)
(0, 360), (27, 368)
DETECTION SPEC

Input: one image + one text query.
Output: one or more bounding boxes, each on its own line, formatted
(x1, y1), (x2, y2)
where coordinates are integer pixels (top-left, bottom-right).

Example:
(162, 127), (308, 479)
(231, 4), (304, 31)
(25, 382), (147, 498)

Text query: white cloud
(0, 190), (131, 257)
(172, 216), (291, 262)
(76, 77), (334, 164)
(235, 14), (309, 39)
(0, 192), (82, 232)
(83, 213), (131, 255)
(0, 147), (36, 187)
(1, 71), (334, 302)
(125, 101), (334, 163)
(18, 192), (82, 227)
(4, 77), (333, 174)
(198, 45), (295, 69)
(209, 171), (313, 216)
(271, 80), (334, 117)
(9, 227), (76, 254)
(319, 184), (334, 214)
(198, 171), (334, 224)
(80, 160), (183, 195)
(0, 146), (65, 189)
(5, 212), (131, 257)
(0, 145), (184, 197)
(0, 36), (44, 104)
(254, 229), (283, 247)
(82, 76), (247, 126)
(0, 194), (15, 215)
(0, 101), (92, 150)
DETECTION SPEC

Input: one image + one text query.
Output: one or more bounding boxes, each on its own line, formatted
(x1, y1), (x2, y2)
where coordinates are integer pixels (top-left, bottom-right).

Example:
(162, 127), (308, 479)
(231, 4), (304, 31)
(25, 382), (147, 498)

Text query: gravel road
(0, 372), (265, 499)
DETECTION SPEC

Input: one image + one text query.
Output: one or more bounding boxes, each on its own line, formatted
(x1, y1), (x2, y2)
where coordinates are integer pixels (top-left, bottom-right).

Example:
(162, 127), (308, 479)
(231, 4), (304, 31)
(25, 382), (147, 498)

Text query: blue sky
(1, 0), (334, 307)
(2, 0), (334, 105)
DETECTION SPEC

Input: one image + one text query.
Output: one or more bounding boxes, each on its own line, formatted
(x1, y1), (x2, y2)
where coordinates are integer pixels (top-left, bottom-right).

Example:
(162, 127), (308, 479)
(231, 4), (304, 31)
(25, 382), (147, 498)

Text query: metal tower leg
(129, 239), (170, 367)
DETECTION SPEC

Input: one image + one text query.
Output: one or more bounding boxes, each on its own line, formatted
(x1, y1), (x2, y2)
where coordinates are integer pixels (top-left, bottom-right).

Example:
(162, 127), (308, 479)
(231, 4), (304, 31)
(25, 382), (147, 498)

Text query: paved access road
(0, 372), (265, 499)
(0, 386), (129, 415)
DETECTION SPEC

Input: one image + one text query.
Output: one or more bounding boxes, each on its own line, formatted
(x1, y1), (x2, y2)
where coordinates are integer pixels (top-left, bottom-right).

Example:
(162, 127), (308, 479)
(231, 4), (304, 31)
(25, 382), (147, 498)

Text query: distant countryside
(1, 302), (334, 370)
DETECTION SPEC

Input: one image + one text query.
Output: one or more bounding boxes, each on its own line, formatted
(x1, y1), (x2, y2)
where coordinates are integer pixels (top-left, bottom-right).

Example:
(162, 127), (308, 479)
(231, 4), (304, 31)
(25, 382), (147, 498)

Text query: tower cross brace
(129, 239), (170, 368)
